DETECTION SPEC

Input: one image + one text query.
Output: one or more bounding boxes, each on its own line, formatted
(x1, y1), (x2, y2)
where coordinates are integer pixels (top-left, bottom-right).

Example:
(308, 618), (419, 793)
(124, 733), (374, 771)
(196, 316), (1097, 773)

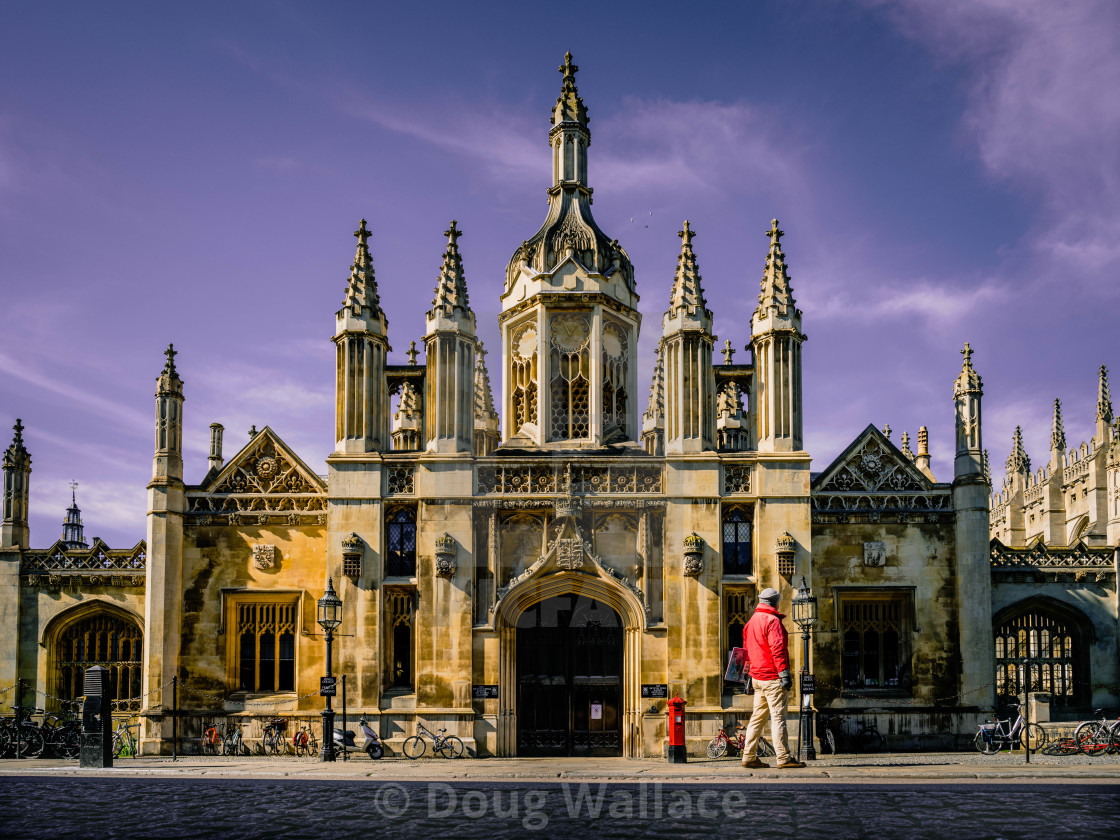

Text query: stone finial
(407, 340), (418, 365)
(1051, 398), (1066, 453)
(248, 424), (258, 439)
(427, 220), (475, 329)
(643, 344), (665, 424)
(918, 426), (929, 456)
(883, 423), (892, 440)
(666, 221), (710, 322)
(162, 343), (179, 379)
(339, 218), (385, 321)
(754, 218), (798, 320)
(553, 52), (588, 128)
(1098, 364), (1113, 424)
(1007, 426), (1031, 475)
(5, 418), (28, 462)
(982, 449), (991, 482)
(901, 431), (913, 459)
(954, 342), (983, 395)
(474, 342), (498, 423)
(722, 339), (735, 364)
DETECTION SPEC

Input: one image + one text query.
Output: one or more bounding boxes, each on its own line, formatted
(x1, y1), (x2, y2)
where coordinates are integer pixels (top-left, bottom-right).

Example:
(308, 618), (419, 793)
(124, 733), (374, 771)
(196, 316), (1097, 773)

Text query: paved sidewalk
(4, 752), (1120, 784)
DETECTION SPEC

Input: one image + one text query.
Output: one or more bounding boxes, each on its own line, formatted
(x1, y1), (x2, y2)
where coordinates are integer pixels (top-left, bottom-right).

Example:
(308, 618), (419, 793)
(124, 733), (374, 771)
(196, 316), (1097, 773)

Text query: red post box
(666, 694), (687, 763)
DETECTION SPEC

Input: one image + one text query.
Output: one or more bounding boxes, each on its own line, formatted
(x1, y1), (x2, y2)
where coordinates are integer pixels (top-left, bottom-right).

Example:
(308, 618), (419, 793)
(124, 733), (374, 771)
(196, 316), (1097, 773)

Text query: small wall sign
(472, 685), (499, 699)
(641, 684), (668, 698)
(590, 703), (603, 720)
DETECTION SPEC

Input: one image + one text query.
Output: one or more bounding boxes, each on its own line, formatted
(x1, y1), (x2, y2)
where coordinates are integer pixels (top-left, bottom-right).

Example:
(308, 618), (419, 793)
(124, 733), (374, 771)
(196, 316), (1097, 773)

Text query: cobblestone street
(2, 754), (1119, 838)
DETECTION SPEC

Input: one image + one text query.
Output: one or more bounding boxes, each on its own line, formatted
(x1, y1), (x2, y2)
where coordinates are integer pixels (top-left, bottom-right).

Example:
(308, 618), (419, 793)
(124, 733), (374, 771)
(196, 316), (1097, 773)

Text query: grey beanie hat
(759, 587), (780, 603)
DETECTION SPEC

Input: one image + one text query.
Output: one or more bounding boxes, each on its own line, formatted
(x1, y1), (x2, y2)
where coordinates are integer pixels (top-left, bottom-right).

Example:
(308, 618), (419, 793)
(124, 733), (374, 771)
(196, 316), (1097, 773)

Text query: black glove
(778, 670), (793, 691)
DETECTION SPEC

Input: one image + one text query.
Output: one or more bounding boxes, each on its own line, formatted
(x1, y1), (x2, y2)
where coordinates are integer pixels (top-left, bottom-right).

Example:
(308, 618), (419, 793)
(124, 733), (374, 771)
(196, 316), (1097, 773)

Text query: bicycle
(221, 722), (249, 756)
(1073, 708), (1120, 756)
(293, 724), (318, 757)
(818, 714), (886, 754)
(403, 722), (464, 759)
(42, 702), (82, 759)
(112, 717), (139, 758)
(974, 703), (1045, 754)
(5, 706), (46, 758)
(261, 718), (290, 756)
(705, 722), (774, 759)
(200, 721), (222, 756)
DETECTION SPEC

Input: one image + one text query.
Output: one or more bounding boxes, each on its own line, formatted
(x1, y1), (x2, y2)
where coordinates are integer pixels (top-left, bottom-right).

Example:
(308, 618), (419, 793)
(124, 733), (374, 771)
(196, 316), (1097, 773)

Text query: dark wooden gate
(517, 595), (622, 756)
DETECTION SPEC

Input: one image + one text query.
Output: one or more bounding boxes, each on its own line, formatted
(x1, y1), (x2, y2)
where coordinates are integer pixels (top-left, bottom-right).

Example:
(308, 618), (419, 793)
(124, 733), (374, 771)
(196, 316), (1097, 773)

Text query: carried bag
(725, 647), (753, 694)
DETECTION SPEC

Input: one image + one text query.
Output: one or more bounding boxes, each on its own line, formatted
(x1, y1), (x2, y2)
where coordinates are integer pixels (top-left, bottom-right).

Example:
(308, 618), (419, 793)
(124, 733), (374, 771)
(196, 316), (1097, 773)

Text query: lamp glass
(317, 577), (343, 630)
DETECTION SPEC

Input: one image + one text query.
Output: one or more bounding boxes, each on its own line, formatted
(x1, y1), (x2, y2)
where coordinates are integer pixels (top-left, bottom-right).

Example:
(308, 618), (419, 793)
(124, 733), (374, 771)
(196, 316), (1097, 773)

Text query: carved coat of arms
(863, 541), (886, 567)
(252, 544), (278, 570)
(556, 538), (584, 569)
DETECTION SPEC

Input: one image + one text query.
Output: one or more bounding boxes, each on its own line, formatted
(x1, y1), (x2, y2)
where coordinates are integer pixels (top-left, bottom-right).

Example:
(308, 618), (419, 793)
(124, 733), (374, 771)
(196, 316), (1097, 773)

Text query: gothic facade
(2, 55), (1117, 756)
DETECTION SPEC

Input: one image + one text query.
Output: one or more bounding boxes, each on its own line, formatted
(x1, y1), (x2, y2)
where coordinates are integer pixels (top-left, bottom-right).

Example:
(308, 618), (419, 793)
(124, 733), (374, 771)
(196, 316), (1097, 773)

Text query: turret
(1097, 364), (1113, 445)
(334, 219), (391, 454)
(61, 482), (88, 550)
(473, 343), (500, 456)
(913, 426), (935, 481)
(1050, 398), (1066, 470)
(661, 222), (715, 454)
(392, 382), (422, 451)
(953, 343), (984, 480)
(424, 220), (477, 454)
(208, 423), (224, 474)
(750, 220), (805, 452)
(153, 344), (184, 483)
(1, 419), (31, 549)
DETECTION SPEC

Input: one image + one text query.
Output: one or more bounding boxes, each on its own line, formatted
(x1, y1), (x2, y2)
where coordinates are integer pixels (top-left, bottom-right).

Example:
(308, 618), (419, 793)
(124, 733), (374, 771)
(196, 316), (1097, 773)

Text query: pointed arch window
(511, 322), (538, 436)
(994, 601), (1089, 710)
(721, 505), (753, 575)
(549, 313), (591, 441)
(386, 506), (417, 577)
(53, 610), (143, 712)
(601, 319), (629, 438)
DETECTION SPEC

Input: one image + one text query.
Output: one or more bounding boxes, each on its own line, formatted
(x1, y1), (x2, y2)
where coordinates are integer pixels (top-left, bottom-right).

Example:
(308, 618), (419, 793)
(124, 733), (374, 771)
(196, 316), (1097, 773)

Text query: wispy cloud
(877, 0), (1120, 278)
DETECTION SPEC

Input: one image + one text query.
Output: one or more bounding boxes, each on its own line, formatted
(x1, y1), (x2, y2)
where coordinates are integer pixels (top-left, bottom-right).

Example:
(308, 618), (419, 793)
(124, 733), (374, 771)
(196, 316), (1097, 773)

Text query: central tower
(500, 54), (640, 448)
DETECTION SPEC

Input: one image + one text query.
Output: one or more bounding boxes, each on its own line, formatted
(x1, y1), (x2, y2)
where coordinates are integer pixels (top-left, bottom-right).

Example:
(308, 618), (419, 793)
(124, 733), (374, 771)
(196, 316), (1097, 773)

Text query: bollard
(666, 695), (687, 763)
(80, 666), (113, 768)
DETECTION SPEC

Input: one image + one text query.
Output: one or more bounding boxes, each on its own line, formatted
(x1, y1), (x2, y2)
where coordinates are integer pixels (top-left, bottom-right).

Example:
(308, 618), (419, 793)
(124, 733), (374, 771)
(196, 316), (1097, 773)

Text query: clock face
(515, 326), (538, 359)
(602, 329), (624, 359)
(552, 315), (589, 352)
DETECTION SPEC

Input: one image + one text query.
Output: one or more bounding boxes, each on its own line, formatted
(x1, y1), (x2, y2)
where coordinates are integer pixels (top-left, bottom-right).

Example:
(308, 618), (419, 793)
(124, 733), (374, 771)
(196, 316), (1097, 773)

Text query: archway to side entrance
(44, 601), (144, 712)
(516, 594), (623, 756)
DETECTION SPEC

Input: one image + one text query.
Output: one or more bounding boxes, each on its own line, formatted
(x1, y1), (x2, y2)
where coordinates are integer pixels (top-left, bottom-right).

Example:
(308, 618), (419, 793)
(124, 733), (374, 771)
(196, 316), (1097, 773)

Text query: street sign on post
(320, 676), (337, 697)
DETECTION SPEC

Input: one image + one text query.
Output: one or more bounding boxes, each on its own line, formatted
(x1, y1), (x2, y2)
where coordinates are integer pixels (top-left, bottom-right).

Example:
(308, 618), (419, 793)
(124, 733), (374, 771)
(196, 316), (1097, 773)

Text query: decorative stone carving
(554, 494), (580, 520)
(775, 532), (796, 577)
(387, 465), (415, 495)
(252, 544), (278, 570)
(724, 464), (751, 494)
(556, 538), (584, 569)
(476, 461), (662, 495)
(434, 533), (457, 578)
(341, 533), (363, 582)
(863, 541), (886, 567)
(683, 533), (704, 577)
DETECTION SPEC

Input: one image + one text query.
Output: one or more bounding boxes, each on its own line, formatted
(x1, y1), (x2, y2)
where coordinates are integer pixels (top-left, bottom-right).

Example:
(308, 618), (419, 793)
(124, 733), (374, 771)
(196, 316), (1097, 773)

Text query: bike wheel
(19, 726), (45, 758)
(974, 732), (1000, 755)
(1020, 723), (1046, 752)
(822, 729), (837, 755)
(1075, 721), (1109, 756)
(367, 743), (384, 760)
(437, 736), (464, 759)
(1109, 721), (1120, 755)
(55, 729), (81, 760)
(757, 738), (775, 758)
(706, 737), (727, 759)
(403, 735), (426, 759)
(854, 728), (884, 753)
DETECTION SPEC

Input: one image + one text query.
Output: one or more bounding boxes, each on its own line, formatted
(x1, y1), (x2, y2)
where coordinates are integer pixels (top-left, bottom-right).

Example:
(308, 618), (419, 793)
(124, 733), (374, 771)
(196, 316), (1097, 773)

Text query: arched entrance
(994, 597), (1092, 711)
(47, 603), (143, 711)
(516, 594), (623, 756)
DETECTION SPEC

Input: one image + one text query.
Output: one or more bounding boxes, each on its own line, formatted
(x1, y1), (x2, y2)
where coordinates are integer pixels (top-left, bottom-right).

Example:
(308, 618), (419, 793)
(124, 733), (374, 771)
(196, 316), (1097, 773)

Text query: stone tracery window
(721, 506), (753, 575)
(549, 312), (591, 441)
(601, 318), (629, 438)
(54, 610), (142, 710)
(995, 603), (1087, 710)
(386, 589), (415, 689)
(386, 506), (417, 577)
(724, 587), (753, 692)
(511, 322), (538, 436)
(840, 593), (911, 691)
(235, 600), (297, 693)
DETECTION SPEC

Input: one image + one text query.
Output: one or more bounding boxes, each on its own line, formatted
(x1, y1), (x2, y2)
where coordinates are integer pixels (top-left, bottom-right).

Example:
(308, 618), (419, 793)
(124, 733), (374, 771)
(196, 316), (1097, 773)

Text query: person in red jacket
(740, 587), (805, 769)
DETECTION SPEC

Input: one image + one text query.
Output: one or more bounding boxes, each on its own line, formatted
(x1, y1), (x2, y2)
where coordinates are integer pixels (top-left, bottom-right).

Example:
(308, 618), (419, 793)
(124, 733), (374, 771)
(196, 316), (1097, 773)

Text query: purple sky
(2, 1), (1117, 548)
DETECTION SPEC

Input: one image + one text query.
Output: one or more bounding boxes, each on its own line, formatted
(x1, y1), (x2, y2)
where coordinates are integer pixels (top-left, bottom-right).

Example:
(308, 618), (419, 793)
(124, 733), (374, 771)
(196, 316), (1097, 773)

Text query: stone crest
(434, 533), (457, 579)
(683, 533), (704, 577)
(863, 541), (886, 567)
(556, 538), (584, 569)
(252, 544), (278, 570)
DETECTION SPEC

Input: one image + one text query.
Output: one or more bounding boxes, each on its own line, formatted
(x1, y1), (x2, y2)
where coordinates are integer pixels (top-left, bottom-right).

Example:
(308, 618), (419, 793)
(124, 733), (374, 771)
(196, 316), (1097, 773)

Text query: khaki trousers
(741, 677), (792, 763)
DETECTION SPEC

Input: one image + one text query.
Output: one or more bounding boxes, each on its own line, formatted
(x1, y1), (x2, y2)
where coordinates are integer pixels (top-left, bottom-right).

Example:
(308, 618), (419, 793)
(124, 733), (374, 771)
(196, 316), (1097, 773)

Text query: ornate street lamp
(792, 576), (818, 762)
(317, 578), (343, 762)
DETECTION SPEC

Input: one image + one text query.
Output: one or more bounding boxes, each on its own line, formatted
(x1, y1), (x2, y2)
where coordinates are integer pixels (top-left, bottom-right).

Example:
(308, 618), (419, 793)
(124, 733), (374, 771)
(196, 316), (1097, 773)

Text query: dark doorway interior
(516, 594), (623, 756)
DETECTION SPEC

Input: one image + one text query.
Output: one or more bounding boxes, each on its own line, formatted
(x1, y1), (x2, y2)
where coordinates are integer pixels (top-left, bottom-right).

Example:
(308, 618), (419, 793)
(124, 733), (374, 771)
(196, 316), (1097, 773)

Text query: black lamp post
(792, 575), (818, 762)
(317, 577), (342, 762)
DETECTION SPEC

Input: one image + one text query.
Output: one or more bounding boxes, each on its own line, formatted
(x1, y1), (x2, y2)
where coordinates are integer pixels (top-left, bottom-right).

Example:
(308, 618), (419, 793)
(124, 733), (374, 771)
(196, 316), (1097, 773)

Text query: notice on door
(590, 703), (603, 720)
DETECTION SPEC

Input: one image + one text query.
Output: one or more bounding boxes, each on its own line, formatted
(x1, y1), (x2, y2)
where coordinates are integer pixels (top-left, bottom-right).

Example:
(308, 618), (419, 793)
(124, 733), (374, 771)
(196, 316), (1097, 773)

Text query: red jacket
(743, 604), (790, 680)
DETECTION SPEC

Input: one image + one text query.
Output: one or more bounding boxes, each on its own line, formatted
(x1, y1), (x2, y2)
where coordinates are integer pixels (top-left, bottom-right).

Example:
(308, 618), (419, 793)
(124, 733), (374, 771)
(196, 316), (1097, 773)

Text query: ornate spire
(901, 431), (913, 459)
(339, 219), (385, 321)
(552, 51), (588, 129)
(982, 449), (991, 483)
(1050, 398), (1066, 453)
(162, 344), (179, 380)
(61, 480), (88, 550)
(1007, 426), (1030, 475)
(644, 344), (665, 424)
(954, 342), (983, 395)
(1098, 364), (1113, 424)
(4, 418), (28, 463)
(429, 220), (472, 321)
(667, 221), (709, 320)
(474, 342), (498, 423)
(754, 219), (799, 320)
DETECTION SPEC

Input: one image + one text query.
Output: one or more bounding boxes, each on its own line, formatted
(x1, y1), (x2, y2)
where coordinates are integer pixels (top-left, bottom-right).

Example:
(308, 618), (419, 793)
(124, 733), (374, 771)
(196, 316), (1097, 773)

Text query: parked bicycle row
(0, 703), (82, 759)
(706, 714), (886, 760)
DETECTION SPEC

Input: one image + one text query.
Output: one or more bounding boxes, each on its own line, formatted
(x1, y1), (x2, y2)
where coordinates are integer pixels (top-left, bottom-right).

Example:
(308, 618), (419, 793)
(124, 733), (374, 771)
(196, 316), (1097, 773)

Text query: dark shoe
(777, 760), (806, 769)
(740, 758), (770, 769)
